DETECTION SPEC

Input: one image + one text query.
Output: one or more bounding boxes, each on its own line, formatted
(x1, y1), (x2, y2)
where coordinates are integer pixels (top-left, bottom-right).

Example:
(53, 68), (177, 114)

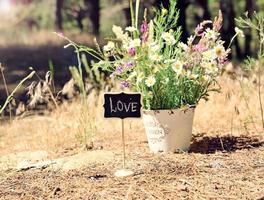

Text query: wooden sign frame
(104, 92), (142, 119)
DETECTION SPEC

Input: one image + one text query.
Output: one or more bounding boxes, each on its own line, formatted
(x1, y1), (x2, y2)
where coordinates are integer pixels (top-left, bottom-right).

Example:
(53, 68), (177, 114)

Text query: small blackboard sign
(104, 92), (142, 119)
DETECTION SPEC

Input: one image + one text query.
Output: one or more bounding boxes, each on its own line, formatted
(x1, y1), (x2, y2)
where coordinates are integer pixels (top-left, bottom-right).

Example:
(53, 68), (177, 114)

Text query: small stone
(210, 160), (224, 169)
(114, 169), (134, 178)
(16, 160), (32, 171)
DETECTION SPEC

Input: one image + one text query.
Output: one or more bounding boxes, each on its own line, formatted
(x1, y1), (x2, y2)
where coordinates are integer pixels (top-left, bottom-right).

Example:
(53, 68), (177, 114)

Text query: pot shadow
(189, 134), (264, 154)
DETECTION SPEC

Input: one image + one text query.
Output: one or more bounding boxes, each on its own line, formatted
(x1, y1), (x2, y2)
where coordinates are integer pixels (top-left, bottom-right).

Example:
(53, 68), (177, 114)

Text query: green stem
(135, 0), (140, 30)
(0, 71), (35, 114)
(228, 33), (238, 49)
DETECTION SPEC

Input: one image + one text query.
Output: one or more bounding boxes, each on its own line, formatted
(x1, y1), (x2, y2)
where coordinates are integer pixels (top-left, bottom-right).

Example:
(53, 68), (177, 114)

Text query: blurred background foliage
(0, 0), (263, 58)
(0, 0), (263, 59)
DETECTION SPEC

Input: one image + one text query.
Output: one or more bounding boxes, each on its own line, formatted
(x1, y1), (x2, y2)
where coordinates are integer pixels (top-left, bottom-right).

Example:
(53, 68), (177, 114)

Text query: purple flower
(128, 47), (136, 56)
(142, 34), (148, 43)
(140, 21), (148, 34)
(125, 61), (135, 69)
(115, 66), (123, 75)
(120, 80), (130, 89)
(140, 21), (149, 43)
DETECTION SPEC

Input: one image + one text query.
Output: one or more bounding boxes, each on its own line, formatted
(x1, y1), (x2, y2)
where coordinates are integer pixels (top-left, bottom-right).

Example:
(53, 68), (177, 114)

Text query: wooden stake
(114, 120), (134, 178)
(121, 119), (125, 169)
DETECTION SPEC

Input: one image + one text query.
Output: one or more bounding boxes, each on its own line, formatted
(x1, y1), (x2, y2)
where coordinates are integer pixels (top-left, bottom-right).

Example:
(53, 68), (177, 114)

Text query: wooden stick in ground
(122, 119), (126, 169)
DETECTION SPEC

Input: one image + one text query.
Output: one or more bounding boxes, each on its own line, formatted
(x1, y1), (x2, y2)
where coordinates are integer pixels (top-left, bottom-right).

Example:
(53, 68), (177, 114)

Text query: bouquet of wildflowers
(73, 0), (230, 110)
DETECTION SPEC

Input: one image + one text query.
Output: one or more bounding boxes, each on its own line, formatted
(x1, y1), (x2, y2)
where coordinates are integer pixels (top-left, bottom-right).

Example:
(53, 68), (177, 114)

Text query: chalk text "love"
(110, 98), (138, 113)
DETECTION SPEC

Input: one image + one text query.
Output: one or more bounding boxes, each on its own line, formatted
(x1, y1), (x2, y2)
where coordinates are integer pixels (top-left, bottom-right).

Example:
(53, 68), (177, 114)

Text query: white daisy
(145, 76), (156, 87)
(204, 28), (219, 41)
(203, 61), (218, 74)
(172, 60), (184, 75)
(112, 25), (124, 39)
(129, 39), (141, 48)
(178, 42), (188, 51)
(214, 45), (226, 58)
(112, 25), (130, 45)
(103, 41), (115, 52)
(161, 32), (176, 45)
(202, 50), (216, 61)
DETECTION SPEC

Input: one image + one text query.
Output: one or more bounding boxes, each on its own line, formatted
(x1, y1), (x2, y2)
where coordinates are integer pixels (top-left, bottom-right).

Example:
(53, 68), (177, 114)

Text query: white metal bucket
(143, 108), (195, 153)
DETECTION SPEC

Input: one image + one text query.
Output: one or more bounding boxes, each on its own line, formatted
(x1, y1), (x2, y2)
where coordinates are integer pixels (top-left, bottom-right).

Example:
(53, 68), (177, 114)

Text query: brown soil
(0, 135), (263, 200)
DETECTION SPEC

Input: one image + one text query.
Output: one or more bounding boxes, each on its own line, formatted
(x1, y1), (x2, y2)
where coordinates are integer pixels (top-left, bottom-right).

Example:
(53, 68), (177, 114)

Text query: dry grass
(0, 74), (263, 155)
(194, 75), (264, 136)
(0, 90), (143, 156)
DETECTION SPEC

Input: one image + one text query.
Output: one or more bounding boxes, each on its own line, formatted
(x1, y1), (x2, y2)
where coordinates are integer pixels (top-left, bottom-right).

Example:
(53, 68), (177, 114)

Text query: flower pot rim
(143, 106), (196, 112)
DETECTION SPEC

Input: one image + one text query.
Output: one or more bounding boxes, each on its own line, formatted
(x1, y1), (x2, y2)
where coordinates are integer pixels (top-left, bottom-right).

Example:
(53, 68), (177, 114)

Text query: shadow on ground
(189, 134), (264, 154)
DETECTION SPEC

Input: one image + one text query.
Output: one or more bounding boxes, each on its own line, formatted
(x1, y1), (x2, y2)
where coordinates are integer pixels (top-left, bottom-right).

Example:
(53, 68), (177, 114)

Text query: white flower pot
(142, 108), (195, 153)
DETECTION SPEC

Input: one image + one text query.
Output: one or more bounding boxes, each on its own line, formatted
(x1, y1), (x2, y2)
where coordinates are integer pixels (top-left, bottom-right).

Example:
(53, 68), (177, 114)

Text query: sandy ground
(0, 137), (263, 200)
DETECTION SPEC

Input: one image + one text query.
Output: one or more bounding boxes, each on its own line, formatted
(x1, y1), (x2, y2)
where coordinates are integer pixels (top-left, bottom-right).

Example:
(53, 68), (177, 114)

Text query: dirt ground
(0, 134), (263, 200)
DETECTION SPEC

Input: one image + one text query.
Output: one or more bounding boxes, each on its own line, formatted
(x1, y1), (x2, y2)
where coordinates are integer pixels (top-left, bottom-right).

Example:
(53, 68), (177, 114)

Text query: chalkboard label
(104, 92), (142, 119)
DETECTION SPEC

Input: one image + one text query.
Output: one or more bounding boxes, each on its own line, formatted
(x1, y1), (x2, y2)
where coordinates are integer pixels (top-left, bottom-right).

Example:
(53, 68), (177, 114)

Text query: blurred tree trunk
(244, 0), (256, 57)
(220, 0), (242, 59)
(176, 0), (189, 42)
(84, 0), (100, 35)
(75, 7), (86, 32)
(55, 0), (64, 31)
(76, 10), (84, 32)
(124, 6), (131, 27)
(155, 0), (189, 42)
